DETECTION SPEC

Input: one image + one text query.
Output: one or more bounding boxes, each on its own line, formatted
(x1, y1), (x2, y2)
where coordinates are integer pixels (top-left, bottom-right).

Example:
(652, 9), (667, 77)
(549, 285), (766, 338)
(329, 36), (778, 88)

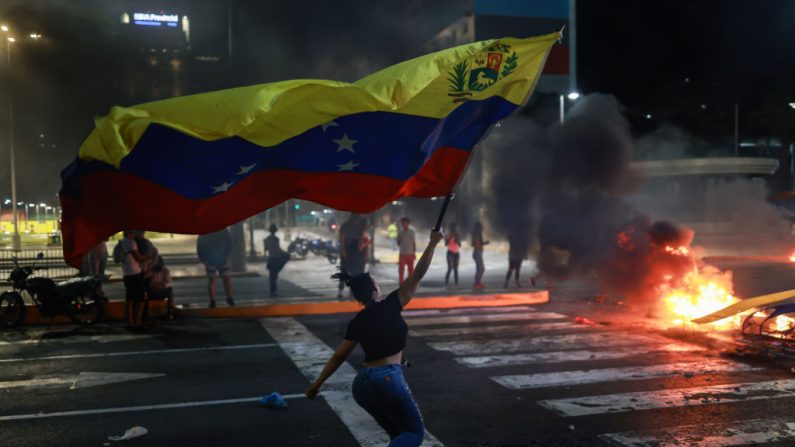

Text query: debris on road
(108, 426), (148, 441)
(261, 391), (288, 409)
(575, 316), (596, 325)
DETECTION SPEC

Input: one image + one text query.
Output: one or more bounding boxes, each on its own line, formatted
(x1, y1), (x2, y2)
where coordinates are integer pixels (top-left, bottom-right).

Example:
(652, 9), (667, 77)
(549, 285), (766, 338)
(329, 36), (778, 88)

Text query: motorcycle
(307, 238), (339, 264)
(287, 237), (309, 259)
(0, 253), (108, 328)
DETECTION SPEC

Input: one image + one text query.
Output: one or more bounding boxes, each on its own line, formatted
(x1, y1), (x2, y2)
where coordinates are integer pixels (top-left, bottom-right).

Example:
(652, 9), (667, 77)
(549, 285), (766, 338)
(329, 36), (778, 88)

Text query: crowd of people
(79, 214), (531, 327)
(113, 230), (175, 329)
(381, 215), (533, 291)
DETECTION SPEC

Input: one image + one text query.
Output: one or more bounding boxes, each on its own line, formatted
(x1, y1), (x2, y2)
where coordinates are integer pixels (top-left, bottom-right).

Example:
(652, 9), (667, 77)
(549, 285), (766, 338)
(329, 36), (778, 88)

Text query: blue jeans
(352, 364), (424, 446)
(473, 249), (485, 284)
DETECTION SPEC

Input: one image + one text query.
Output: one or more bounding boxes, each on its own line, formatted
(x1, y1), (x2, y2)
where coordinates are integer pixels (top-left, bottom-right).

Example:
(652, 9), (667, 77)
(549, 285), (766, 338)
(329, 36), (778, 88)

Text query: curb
(16, 290), (548, 325)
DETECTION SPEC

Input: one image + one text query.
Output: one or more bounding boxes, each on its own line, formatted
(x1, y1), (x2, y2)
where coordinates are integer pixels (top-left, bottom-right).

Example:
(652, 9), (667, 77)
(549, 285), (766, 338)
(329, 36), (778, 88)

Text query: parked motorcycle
(0, 253), (108, 328)
(287, 237), (309, 259)
(307, 239), (339, 264)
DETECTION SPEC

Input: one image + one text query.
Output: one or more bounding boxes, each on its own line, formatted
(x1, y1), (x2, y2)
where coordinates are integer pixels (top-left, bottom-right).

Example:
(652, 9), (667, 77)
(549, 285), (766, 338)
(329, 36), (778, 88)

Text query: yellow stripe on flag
(79, 33), (559, 167)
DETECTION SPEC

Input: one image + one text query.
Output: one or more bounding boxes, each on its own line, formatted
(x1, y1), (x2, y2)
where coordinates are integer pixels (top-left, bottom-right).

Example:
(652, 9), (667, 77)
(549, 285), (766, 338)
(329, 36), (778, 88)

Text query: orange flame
(659, 267), (738, 330)
(789, 251), (795, 262)
(664, 245), (690, 256)
(772, 314), (795, 332)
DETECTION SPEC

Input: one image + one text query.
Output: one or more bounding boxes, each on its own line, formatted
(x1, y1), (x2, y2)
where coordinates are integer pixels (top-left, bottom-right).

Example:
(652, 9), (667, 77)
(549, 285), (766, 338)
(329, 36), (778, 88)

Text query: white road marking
(0, 333), (153, 346)
(260, 317), (443, 447)
(405, 312), (565, 326)
(0, 343), (278, 363)
(456, 344), (705, 368)
(0, 372), (165, 390)
(402, 306), (535, 317)
(0, 394), (305, 422)
(428, 332), (663, 356)
(410, 322), (592, 338)
(599, 418), (795, 447)
(492, 360), (762, 390)
(539, 379), (795, 417)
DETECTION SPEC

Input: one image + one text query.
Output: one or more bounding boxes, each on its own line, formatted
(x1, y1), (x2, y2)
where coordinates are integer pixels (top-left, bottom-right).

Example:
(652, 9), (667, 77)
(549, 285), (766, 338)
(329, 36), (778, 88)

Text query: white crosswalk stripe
(409, 322), (593, 338)
(261, 317), (443, 447)
(407, 305), (786, 445)
(455, 344), (705, 368)
(427, 332), (663, 356)
(404, 312), (566, 326)
(491, 359), (762, 389)
(599, 418), (795, 446)
(539, 378), (795, 417)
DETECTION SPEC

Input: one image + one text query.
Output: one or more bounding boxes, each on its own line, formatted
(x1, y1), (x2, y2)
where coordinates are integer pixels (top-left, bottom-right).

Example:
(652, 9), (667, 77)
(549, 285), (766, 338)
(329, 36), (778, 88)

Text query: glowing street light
(560, 92), (581, 123)
(6, 36), (14, 43)
(0, 25), (8, 32)
(789, 102), (795, 110)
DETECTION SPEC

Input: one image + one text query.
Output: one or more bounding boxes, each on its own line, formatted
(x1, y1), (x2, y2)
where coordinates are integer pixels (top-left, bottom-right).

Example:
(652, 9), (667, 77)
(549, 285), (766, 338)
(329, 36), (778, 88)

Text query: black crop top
(344, 290), (407, 362)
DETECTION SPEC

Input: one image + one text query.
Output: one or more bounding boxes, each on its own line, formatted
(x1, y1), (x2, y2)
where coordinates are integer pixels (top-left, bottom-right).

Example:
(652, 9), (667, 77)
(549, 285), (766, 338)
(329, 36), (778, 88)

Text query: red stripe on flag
(61, 146), (470, 266)
(543, 45), (569, 75)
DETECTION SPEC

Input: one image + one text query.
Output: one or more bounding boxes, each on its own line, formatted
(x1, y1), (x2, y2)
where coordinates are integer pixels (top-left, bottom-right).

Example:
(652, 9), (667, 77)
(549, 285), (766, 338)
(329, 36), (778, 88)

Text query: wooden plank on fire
(692, 289), (795, 324)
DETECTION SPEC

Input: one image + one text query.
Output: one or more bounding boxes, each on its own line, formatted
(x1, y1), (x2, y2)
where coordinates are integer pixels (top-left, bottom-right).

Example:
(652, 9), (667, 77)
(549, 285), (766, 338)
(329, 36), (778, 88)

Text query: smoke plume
(483, 94), (701, 305)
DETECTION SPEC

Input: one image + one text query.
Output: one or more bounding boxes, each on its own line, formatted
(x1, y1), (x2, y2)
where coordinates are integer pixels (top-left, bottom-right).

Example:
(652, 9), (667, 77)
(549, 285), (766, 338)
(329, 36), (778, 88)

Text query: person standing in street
(471, 222), (489, 289)
(338, 214), (368, 298)
(397, 217), (416, 285)
(89, 240), (108, 278)
(197, 228), (234, 308)
(504, 231), (529, 288)
(264, 224), (289, 297)
(444, 222), (460, 286)
(388, 221), (399, 251)
(121, 230), (146, 328)
(305, 230), (444, 446)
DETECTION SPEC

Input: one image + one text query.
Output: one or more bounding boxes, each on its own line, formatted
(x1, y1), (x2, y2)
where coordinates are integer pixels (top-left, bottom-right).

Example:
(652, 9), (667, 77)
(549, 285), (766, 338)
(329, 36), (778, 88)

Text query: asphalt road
(3, 291), (795, 446)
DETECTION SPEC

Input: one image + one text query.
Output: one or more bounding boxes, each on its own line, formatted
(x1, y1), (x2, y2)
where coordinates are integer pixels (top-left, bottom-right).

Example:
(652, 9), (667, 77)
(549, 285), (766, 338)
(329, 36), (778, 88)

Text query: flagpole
(432, 194), (453, 232)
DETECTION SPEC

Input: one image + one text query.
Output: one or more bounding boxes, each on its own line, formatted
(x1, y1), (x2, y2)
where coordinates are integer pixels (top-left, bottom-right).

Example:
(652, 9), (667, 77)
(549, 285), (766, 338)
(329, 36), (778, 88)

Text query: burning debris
(483, 93), (741, 328)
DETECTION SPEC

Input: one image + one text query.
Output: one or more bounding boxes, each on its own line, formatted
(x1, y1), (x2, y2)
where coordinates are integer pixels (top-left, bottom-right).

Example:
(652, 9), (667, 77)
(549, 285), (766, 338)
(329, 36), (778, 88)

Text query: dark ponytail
(331, 269), (376, 304)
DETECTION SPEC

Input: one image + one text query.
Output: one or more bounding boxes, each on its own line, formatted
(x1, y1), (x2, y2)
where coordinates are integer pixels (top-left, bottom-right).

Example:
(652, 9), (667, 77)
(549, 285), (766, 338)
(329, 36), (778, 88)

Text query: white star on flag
(321, 121), (339, 132)
(332, 133), (357, 153)
(212, 181), (234, 193)
(337, 160), (360, 171)
(237, 164), (256, 175)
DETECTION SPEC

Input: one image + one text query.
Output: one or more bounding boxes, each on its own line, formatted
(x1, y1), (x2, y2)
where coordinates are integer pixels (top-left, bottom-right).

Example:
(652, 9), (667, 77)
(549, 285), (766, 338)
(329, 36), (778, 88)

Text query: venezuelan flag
(59, 32), (559, 266)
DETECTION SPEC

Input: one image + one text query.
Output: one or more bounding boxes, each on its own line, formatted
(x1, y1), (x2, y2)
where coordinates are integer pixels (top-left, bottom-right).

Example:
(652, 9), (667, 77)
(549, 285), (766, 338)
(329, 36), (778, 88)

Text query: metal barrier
(0, 248), (79, 282)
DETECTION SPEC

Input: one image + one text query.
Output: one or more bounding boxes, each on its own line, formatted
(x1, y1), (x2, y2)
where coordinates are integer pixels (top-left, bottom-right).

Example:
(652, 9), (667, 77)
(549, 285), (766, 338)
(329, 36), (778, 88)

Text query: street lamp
(789, 102), (795, 110)
(1, 25), (43, 249)
(559, 91), (581, 124)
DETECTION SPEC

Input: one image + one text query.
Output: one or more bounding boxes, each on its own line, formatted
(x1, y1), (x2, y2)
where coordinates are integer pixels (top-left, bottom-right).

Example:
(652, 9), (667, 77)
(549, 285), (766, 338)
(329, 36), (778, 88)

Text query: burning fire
(658, 246), (739, 330)
(664, 245), (690, 256)
(789, 251), (795, 262)
(772, 314), (795, 332)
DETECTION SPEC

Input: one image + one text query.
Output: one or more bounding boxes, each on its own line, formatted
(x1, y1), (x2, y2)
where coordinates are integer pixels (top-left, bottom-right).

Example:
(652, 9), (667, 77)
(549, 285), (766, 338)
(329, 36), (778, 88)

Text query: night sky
(578, 0), (795, 108)
(1, 0), (794, 201)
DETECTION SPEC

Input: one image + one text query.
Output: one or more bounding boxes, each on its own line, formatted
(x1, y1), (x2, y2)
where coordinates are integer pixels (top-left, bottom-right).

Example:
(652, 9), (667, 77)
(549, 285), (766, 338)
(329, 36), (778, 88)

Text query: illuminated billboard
(130, 12), (180, 27)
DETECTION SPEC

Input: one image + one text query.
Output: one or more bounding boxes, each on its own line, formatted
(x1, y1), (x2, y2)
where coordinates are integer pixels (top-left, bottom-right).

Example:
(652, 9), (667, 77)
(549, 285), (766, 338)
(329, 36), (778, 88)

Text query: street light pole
(6, 36), (19, 250)
(559, 92), (580, 124)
